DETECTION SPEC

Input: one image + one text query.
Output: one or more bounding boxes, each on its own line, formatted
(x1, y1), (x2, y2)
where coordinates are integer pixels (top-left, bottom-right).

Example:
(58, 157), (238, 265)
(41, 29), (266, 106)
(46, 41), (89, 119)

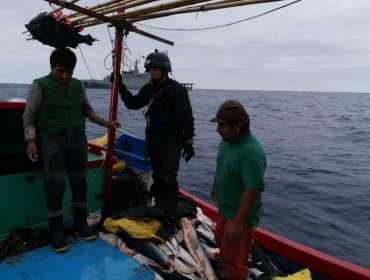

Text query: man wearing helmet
(118, 50), (195, 239)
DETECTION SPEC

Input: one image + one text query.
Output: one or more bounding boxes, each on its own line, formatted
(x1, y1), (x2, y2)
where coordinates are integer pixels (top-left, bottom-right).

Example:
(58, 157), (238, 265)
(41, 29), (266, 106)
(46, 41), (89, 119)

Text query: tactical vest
(147, 79), (182, 135)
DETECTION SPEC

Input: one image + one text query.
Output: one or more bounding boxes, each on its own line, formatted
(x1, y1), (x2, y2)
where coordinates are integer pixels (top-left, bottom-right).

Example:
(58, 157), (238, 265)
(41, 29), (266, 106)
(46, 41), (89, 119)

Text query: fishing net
(25, 13), (96, 48)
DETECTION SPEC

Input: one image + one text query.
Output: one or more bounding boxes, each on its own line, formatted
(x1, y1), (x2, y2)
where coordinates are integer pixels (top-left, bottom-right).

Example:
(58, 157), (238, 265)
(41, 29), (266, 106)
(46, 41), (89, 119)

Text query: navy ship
(82, 59), (149, 90)
(82, 59), (193, 91)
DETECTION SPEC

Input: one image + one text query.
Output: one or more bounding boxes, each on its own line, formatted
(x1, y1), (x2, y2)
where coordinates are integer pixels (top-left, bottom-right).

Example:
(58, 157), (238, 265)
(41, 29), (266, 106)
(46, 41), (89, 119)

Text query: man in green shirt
(210, 99), (266, 280)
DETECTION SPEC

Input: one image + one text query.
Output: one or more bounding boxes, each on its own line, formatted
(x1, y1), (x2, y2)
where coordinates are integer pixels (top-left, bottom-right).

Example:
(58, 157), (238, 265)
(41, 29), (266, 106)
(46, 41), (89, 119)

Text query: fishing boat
(2, 0), (369, 279)
(2, 102), (370, 279)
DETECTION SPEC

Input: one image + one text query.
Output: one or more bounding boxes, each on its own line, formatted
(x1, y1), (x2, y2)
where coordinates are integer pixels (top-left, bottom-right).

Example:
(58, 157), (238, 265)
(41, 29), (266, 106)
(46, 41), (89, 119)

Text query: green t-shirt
(215, 131), (266, 226)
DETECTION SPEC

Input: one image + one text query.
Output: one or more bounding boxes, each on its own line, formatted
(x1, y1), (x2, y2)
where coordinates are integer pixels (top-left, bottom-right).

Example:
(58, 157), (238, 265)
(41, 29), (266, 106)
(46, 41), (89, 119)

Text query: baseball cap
(210, 99), (249, 123)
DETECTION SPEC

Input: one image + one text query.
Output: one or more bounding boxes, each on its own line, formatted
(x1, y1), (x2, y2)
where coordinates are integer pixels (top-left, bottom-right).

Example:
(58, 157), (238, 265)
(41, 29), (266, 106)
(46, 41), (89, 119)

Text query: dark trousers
(41, 131), (88, 218)
(148, 134), (182, 217)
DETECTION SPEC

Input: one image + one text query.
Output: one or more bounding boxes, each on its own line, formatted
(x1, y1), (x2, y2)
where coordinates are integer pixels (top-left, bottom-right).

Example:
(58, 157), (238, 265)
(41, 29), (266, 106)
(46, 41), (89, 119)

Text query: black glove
(182, 141), (195, 162)
(110, 72), (128, 93)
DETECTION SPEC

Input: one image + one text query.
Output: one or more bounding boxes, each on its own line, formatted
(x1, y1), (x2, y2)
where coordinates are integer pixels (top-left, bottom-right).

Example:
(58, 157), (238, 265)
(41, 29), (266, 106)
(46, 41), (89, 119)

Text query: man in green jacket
(210, 99), (266, 280)
(23, 48), (120, 253)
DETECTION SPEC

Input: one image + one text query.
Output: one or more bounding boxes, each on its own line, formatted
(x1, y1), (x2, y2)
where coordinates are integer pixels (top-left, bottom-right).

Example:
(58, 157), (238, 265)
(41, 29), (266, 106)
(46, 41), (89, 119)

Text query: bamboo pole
(68, 0), (123, 18)
(69, 0), (139, 20)
(195, 0), (284, 10)
(44, 0), (174, 45)
(72, 2), (155, 28)
(72, 0), (156, 25)
(46, 0), (81, 16)
(113, 0), (206, 19)
(71, 0), (154, 27)
(76, 0), (207, 27)
(120, 0), (283, 20)
(77, 0), (283, 27)
(127, 0), (284, 22)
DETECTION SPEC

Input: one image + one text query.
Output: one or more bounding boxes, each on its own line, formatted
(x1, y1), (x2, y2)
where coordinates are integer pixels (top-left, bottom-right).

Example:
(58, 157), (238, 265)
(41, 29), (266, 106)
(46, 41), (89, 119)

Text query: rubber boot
(49, 215), (68, 253)
(156, 216), (177, 240)
(73, 208), (97, 241)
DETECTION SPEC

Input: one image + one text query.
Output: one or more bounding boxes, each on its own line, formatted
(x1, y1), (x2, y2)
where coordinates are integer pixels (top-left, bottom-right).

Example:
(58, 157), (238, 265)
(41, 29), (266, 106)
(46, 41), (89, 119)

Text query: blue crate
(114, 131), (152, 173)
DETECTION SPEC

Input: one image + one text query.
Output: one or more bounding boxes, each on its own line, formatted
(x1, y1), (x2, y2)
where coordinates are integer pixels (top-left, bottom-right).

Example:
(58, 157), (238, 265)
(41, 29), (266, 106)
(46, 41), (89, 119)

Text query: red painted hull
(179, 189), (370, 280)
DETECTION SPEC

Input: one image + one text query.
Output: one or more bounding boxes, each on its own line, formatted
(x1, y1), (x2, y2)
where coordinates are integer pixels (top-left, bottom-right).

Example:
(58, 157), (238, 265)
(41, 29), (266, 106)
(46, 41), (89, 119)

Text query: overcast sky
(1, 0), (370, 93)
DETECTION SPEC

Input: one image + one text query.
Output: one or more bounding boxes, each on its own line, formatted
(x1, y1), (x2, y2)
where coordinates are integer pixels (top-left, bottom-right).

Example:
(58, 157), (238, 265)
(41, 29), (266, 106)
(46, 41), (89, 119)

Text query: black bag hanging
(25, 13), (96, 48)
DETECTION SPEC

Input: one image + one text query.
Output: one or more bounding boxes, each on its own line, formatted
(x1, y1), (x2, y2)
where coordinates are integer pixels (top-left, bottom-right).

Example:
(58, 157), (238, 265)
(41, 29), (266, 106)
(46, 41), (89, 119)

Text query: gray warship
(82, 59), (193, 91)
(82, 59), (149, 90)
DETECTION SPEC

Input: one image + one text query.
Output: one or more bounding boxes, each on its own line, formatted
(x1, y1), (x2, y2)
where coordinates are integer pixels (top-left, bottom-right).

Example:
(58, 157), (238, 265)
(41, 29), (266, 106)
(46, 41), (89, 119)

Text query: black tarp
(25, 13), (96, 48)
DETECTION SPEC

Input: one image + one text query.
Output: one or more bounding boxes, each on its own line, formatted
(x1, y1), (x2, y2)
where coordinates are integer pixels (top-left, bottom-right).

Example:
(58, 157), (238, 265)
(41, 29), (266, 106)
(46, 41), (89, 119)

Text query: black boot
(149, 184), (164, 205)
(73, 208), (97, 241)
(156, 216), (177, 240)
(49, 215), (68, 253)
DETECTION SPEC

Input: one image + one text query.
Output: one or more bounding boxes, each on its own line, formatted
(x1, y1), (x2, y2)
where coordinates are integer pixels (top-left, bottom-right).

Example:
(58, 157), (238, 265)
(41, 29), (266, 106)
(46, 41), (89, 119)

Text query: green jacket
(36, 74), (85, 138)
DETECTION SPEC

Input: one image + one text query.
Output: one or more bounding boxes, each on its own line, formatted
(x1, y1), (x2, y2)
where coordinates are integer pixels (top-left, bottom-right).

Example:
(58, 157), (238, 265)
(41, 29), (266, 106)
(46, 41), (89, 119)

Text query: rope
(79, 3), (117, 79)
(78, 45), (95, 80)
(87, 156), (107, 187)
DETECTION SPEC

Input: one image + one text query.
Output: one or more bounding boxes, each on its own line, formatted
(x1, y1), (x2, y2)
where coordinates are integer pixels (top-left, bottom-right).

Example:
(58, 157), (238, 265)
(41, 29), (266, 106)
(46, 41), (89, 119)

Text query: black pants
(148, 133), (182, 217)
(41, 131), (88, 218)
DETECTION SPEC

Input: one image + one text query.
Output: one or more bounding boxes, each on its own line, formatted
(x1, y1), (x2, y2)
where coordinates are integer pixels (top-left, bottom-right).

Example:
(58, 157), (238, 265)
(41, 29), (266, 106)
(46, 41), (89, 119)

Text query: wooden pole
(191, 0), (284, 10)
(127, 0), (284, 22)
(75, 0), (205, 27)
(99, 27), (124, 200)
(77, 0), (283, 26)
(112, 0), (205, 19)
(68, 0), (123, 18)
(69, 0), (143, 20)
(46, 0), (81, 16)
(71, 0), (156, 25)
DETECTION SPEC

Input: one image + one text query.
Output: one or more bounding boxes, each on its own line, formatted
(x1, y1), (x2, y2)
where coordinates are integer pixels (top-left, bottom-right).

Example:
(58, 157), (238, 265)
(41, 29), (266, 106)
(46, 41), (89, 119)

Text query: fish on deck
(180, 217), (217, 280)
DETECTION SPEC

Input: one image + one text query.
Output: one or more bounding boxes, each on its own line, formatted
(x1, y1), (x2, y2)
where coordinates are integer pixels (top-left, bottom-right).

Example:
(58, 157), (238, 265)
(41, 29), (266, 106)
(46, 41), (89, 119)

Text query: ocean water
(1, 83), (369, 269)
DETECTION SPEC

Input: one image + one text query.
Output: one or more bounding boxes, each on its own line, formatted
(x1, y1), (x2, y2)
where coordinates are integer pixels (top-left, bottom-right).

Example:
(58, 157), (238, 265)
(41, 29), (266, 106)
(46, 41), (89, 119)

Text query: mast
(99, 27), (123, 200)
(133, 58), (140, 75)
